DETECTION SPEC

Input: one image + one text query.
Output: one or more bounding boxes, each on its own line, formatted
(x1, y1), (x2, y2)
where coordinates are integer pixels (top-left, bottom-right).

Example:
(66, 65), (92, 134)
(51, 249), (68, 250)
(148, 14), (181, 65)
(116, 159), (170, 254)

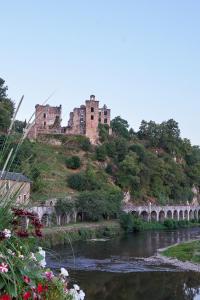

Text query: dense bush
(67, 167), (101, 191)
(76, 187), (123, 221)
(119, 213), (143, 232)
(67, 173), (87, 191)
(95, 145), (107, 161)
(65, 155), (81, 169)
(80, 137), (91, 151)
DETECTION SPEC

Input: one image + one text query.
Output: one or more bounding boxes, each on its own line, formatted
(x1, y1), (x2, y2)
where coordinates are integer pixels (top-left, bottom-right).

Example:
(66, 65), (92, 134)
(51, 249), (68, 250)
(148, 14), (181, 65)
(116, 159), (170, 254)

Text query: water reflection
(48, 228), (200, 300)
(72, 271), (200, 300)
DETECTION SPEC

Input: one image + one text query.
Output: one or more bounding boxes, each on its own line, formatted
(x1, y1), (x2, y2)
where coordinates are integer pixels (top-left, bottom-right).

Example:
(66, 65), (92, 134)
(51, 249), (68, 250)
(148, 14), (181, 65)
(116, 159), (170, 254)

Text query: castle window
(91, 115), (94, 120)
(44, 122), (46, 128)
(80, 118), (84, 123)
(43, 113), (46, 118)
(104, 118), (107, 124)
(98, 118), (101, 123)
(91, 107), (94, 113)
(99, 112), (101, 116)
(104, 111), (107, 116)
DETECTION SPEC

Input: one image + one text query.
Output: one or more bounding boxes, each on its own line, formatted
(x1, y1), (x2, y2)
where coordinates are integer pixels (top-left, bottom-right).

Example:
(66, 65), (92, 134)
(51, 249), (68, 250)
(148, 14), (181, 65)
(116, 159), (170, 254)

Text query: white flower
(78, 290), (85, 300)
(7, 249), (15, 256)
(0, 263), (8, 273)
(30, 252), (37, 261)
(38, 247), (46, 268)
(18, 254), (24, 260)
(73, 284), (80, 291)
(60, 267), (69, 277)
(69, 289), (79, 300)
(3, 229), (11, 238)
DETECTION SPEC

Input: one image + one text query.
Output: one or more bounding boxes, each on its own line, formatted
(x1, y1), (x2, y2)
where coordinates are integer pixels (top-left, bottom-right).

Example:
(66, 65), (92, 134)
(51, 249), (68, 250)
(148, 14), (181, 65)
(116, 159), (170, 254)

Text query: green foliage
(162, 240), (200, 263)
(79, 137), (91, 151)
(55, 197), (75, 215)
(98, 123), (109, 142)
(14, 119), (27, 133)
(67, 167), (101, 191)
(76, 187), (123, 221)
(67, 173), (87, 191)
(0, 78), (14, 132)
(65, 155), (81, 169)
(111, 116), (130, 139)
(138, 119), (181, 155)
(95, 145), (107, 161)
(119, 213), (143, 232)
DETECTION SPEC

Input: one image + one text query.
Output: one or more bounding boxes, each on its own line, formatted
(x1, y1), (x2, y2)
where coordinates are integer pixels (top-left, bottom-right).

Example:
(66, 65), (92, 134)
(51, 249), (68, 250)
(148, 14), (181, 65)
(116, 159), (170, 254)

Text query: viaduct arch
(123, 204), (200, 222)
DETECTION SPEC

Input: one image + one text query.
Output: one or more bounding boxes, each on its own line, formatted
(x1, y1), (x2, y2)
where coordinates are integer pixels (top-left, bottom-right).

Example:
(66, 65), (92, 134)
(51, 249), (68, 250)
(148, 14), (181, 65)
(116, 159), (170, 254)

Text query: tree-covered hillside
(1, 78), (200, 207)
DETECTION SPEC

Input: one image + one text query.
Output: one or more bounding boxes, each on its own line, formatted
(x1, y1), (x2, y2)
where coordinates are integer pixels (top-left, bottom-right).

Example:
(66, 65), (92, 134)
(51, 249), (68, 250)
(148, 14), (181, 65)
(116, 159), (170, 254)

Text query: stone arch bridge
(123, 204), (200, 222)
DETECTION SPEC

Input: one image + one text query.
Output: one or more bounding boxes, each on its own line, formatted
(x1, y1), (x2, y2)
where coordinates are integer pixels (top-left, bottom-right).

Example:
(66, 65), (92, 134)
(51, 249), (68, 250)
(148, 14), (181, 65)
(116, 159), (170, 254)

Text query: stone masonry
(28, 95), (111, 144)
(65, 95), (111, 144)
(28, 104), (62, 139)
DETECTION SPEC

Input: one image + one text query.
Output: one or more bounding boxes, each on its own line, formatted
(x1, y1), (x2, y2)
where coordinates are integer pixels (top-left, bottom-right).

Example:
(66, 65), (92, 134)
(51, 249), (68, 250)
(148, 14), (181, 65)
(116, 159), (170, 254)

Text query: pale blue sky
(1, 0), (200, 145)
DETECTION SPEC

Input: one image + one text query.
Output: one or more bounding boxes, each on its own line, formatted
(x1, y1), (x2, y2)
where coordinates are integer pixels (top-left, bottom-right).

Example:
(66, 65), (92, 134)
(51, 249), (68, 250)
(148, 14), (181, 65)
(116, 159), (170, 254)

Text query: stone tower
(85, 95), (100, 144)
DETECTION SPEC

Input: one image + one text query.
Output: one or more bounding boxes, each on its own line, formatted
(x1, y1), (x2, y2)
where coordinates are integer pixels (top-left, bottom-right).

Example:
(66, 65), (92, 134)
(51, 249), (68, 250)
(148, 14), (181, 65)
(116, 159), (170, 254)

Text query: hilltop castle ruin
(28, 95), (111, 144)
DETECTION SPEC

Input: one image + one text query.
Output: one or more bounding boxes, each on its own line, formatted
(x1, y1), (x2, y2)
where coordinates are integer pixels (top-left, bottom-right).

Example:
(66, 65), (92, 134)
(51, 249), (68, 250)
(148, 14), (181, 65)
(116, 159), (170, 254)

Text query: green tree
(55, 198), (75, 215)
(95, 145), (107, 161)
(0, 78), (15, 132)
(98, 123), (109, 142)
(111, 116), (129, 138)
(76, 187), (122, 221)
(14, 120), (27, 133)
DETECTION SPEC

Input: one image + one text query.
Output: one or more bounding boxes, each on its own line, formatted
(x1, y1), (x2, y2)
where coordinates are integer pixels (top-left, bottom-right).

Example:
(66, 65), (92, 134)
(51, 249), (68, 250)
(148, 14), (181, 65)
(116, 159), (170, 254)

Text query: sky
(1, 0), (200, 145)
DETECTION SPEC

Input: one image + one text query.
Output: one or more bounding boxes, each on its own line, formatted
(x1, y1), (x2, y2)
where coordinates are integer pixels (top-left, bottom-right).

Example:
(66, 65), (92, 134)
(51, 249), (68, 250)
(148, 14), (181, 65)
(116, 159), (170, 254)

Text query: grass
(162, 240), (200, 263)
(42, 220), (122, 246)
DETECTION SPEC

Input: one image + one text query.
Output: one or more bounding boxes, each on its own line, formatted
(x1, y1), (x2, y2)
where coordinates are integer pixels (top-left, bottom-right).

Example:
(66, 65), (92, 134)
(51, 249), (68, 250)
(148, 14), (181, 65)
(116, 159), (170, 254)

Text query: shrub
(67, 173), (87, 191)
(163, 219), (178, 229)
(105, 164), (113, 174)
(65, 155), (81, 169)
(119, 213), (143, 232)
(76, 187), (122, 221)
(80, 138), (91, 151)
(95, 145), (107, 161)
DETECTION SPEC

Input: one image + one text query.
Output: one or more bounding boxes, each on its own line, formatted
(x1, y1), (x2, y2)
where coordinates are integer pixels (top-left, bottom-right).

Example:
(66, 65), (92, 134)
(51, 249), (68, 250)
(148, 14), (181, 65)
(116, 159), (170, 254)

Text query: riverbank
(161, 239), (200, 263)
(42, 220), (122, 247)
(42, 219), (200, 247)
(158, 239), (200, 272)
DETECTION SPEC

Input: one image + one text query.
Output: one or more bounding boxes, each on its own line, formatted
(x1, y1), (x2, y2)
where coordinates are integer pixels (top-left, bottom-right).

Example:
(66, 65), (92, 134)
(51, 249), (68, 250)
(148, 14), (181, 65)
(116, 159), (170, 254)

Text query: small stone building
(0, 171), (31, 204)
(28, 104), (62, 139)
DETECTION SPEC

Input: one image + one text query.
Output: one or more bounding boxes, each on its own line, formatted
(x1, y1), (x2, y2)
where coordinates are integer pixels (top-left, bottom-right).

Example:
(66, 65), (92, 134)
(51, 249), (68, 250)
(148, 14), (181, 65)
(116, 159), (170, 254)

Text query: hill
(1, 116), (200, 207)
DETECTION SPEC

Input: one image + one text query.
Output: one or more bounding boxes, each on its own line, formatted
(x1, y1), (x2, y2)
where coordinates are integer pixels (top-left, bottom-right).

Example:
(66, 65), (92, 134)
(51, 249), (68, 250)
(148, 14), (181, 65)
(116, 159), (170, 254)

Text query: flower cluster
(12, 209), (43, 238)
(0, 229), (11, 241)
(0, 226), (85, 300)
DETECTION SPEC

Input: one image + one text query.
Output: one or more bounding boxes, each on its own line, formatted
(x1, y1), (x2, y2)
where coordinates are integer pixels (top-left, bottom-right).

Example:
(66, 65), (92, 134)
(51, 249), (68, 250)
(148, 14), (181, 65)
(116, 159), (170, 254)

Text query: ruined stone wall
(28, 104), (62, 139)
(99, 105), (111, 126)
(28, 95), (111, 144)
(66, 105), (86, 135)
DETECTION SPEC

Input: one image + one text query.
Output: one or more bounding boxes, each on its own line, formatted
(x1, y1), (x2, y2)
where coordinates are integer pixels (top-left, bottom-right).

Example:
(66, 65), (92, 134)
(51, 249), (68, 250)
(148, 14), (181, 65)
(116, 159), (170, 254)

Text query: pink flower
(45, 271), (54, 280)
(23, 275), (31, 284)
(0, 263), (9, 273)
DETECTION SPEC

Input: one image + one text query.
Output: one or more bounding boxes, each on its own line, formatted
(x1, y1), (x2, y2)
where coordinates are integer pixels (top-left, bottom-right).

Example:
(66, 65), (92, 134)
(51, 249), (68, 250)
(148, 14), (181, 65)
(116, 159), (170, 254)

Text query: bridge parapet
(123, 204), (200, 222)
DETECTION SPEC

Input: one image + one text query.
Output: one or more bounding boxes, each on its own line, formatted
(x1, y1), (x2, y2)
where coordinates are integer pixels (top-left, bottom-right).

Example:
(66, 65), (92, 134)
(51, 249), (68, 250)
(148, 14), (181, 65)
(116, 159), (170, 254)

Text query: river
(47, 228), (200, 300)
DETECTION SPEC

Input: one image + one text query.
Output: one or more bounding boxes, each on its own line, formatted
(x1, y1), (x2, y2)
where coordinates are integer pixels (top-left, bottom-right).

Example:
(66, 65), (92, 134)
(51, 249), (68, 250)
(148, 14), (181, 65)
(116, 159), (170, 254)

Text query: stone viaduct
(29, 203), (200, 227)
(123, 203), (200, 222)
